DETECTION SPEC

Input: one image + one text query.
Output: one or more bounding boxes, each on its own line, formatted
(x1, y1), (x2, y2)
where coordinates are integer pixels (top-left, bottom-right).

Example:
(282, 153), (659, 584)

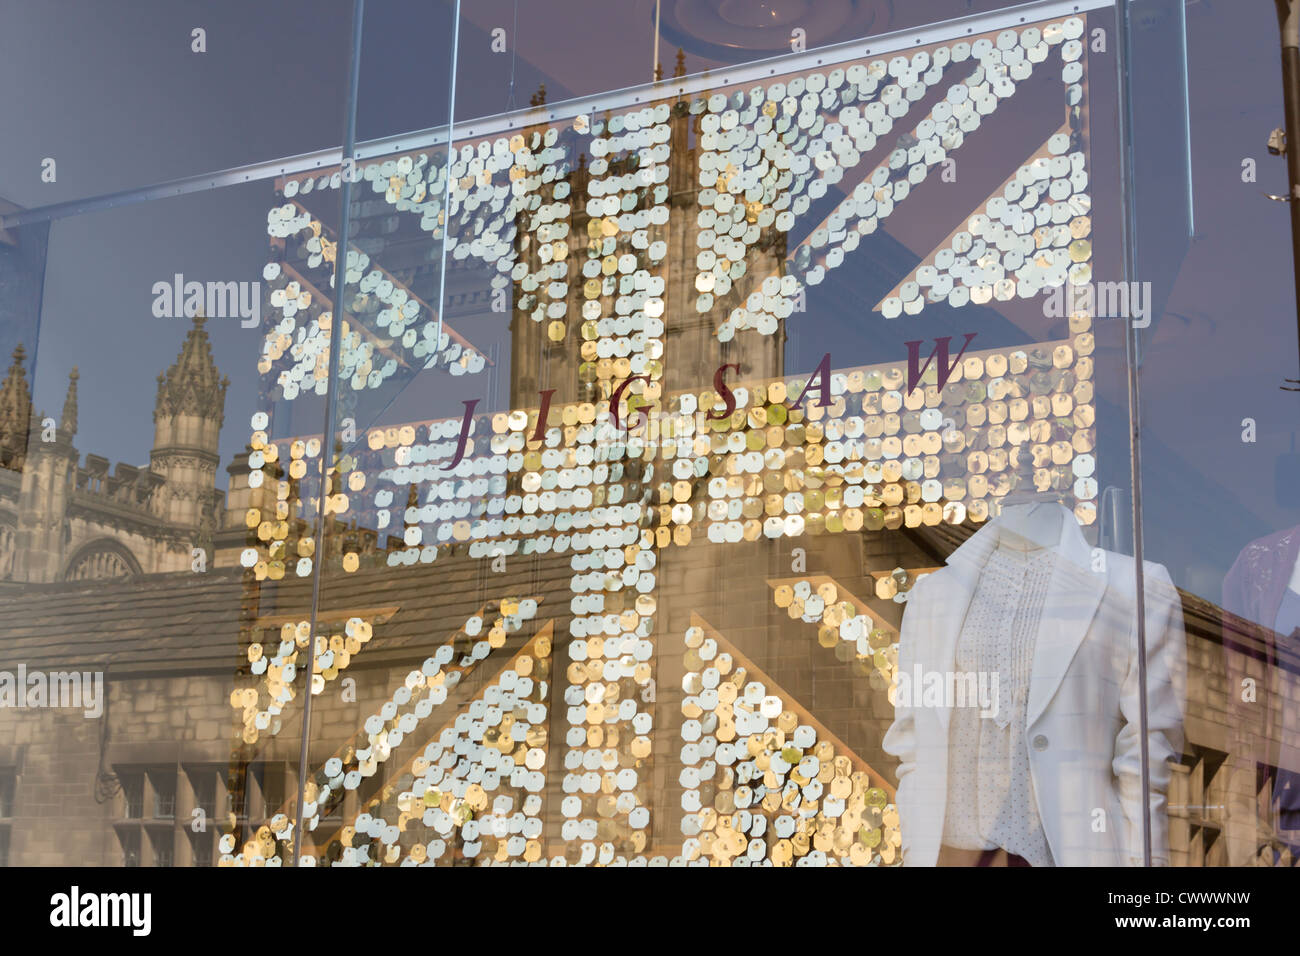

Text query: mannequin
(1224, 525), (1300, 635)
(883, 493), (1186, 866)
(1223, 525), (1300, 843)
(939, 498), (1065, 866)
(993, 453), (1073, 554)
(996, 500), (1067, 554)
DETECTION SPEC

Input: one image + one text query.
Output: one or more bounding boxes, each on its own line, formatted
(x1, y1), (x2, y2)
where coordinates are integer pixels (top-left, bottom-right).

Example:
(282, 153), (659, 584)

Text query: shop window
(119, 772), (144, 820)
(118, 828), (141, 868)
(224, 766), (248, 821)
(148, 830), (174, 868)
(189, 830), (213, 869)
(1251, 767), (1300, 867)
(182, 765), (230, 866)
(150, 769), (176, 819)
(1169, 747), (1229, 866)
(186, 767), (218, 821)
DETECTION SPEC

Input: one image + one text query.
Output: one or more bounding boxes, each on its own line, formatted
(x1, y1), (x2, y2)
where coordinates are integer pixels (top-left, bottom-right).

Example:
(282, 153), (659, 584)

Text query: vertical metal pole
(1276, 0), (1300, 382)
(653, 0), (662, 81)
(433, 0), (463, 354)
(293, 0), (365, 866)
(1115, 0), (1153, 867)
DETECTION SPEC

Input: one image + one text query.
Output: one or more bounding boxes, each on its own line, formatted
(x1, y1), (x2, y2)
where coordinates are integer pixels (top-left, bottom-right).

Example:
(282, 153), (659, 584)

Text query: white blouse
(942, 540), (1056, 866)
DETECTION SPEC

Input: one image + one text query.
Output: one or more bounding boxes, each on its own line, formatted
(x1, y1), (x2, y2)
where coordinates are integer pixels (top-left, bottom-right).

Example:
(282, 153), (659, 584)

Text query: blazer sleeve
(1112, 561), (1187, 866)
(881, 576), (929, 859)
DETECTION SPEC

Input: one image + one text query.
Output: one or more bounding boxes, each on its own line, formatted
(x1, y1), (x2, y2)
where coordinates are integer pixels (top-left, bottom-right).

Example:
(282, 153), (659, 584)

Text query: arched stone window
(63, 538), (142, 581)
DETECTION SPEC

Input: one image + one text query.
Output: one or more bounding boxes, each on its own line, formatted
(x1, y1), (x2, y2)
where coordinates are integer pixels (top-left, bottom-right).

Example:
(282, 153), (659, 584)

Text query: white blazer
(881, 505), (1186, 866)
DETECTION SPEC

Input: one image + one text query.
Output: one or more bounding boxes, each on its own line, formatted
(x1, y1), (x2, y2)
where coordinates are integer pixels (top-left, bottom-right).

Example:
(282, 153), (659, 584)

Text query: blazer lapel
(931, 541), (986, 732)
(926, 504), (1105, 730)
(1026, 522), (1106, 727)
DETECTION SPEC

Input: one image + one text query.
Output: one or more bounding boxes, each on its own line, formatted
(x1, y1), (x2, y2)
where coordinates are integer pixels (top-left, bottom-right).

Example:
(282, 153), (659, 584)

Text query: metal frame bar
(1276, 0), (1300, 388)
(432, 0), (463, 357)
(0, 0), (1111, 231)
(1178, 0), (1194, 238)
(1115, 0), (1154, 868)
(293, 0), (367, 868)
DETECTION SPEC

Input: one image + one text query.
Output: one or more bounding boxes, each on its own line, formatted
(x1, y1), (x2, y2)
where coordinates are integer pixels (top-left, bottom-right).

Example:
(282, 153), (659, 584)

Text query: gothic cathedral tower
(12, 367), (78, 582)
(150, 314), (229, 570)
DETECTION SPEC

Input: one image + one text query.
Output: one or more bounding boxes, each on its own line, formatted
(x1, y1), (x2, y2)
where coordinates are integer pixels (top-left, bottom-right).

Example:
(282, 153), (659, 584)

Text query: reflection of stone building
(0, 69), (1295, 869)
(0, 211), (1294, 869)
(0, 315), (228, 585)
(0, 516), (1294, 867)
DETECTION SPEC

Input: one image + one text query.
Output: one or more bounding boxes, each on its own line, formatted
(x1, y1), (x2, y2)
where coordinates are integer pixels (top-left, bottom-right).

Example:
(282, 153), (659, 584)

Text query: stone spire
(154, 314), (229, 426)
(0, 344), (33, 469)
(61, 366), (78, 438)
(150, 315), (228, 540)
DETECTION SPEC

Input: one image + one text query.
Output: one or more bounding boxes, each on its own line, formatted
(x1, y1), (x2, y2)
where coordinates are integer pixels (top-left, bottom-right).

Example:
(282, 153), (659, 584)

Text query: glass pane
(0, 171), (344, 866)
(296, 1), (1156, 868)
(358, 1), (1050, 145)
(1132, 0), (1300, 867)
(0, 0), (355, 204)
(295, 0), (468, 867)
(355, 0), (457, 142)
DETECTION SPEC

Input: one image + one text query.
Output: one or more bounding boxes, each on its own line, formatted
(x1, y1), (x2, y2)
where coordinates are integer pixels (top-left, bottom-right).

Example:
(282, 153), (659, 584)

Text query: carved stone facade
(0, 316), (228, 586)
